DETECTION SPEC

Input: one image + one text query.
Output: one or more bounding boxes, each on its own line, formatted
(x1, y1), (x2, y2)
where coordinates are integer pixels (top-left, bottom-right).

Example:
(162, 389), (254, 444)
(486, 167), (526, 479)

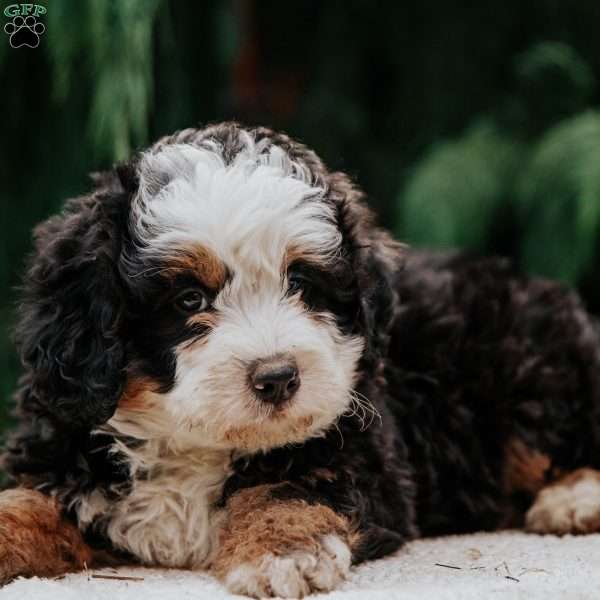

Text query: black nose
(250, 357), (301, 406)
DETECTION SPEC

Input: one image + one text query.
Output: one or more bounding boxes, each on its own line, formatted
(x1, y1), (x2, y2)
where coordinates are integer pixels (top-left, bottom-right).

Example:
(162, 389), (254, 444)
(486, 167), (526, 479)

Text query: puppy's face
(113, 135), (364, 451)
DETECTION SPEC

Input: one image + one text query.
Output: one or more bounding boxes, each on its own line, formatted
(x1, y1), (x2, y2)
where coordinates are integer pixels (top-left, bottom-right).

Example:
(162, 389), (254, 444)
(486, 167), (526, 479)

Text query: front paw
(213, 484), (354, 598)
(0, 489), (92, 584)
(526, 468), (600, 535)
(223, 534), (351, 598)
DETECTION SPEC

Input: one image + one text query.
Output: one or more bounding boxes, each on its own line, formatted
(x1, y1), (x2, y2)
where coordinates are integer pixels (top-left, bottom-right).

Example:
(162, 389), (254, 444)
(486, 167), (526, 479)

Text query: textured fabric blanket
(2, 531), (599, 599)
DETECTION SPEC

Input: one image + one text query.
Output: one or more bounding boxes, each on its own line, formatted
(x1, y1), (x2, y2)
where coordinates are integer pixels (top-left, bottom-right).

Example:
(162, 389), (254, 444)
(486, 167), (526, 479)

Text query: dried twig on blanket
(435, 563), (462, 570)
(91, 574), (145, 582)
(518, 568), (549, 576)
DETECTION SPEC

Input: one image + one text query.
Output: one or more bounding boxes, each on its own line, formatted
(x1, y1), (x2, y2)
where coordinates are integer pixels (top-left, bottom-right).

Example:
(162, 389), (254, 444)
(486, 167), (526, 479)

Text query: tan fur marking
(212, 484), (351, 580)
(0, 488), (93, 584)
(222, 416), (314, 450)
(119, 377), (157, 410)
(504, 438), (551, 495)
(169, 245), (227, 291)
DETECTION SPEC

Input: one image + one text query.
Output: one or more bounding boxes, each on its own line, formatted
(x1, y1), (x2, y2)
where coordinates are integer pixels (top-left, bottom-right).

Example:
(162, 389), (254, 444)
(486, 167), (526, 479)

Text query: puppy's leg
(212, 484), (357, 599)
(526, 468), (600, 534)
(0, 488), (93, 584)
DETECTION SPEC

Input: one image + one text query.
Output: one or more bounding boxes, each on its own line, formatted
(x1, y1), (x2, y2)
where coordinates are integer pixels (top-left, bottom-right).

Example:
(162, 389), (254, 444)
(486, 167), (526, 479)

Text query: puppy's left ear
(332, 173), (405, 360)
(15, 169), (133, 429)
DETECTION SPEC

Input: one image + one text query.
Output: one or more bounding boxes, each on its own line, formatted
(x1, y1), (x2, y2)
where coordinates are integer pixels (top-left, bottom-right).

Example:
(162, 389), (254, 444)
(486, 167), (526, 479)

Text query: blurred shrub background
(3, 0), (600, 428)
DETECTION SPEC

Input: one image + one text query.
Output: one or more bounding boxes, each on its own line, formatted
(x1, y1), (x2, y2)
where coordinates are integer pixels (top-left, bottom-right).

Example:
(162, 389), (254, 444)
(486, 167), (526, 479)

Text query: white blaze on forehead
(132, 133), (341, 274)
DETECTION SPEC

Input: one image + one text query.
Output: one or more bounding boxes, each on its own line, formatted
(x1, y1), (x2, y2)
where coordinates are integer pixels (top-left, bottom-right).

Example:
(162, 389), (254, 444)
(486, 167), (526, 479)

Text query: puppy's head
(17, 123), (402, 452)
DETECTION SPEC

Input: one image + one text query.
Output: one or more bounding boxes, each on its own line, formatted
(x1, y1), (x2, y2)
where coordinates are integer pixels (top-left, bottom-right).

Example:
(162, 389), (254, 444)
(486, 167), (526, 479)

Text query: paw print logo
(4, 15), (45, 48)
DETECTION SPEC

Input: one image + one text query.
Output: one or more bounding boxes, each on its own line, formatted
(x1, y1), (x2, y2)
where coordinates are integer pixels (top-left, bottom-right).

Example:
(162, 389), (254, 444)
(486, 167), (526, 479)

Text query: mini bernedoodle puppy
(3, 122), (600, 597)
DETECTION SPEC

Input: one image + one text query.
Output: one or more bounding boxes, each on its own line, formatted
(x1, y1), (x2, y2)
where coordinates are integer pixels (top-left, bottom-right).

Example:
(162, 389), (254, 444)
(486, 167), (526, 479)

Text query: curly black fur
(4, 122), (600, 574)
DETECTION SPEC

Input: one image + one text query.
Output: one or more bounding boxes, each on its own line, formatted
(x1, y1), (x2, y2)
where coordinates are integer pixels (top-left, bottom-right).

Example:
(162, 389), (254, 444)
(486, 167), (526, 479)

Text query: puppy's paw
(526, 468), (600, 535)
(213, 484), (355, 597)
(0, 489), (93, 584)
(223, 534), (351, 598)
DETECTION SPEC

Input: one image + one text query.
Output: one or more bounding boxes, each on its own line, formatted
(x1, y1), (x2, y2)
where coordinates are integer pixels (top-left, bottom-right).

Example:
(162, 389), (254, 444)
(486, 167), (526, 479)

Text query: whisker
(332, 419), (345, 449)
(346, 389), (382, 431)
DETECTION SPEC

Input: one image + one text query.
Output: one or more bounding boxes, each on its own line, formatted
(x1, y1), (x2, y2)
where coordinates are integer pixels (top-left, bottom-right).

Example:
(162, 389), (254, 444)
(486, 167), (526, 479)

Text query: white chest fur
(76, 440), (232, 568)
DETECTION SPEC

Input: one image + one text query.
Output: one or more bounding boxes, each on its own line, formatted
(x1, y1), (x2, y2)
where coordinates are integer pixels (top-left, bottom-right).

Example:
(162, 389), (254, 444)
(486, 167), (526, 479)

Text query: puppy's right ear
(330, 172), (404, 362)
(15, 169), (133, 429)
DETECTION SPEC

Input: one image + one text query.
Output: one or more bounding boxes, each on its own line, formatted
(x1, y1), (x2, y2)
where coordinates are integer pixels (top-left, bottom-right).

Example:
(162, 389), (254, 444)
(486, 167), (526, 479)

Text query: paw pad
(4, 15), (45, 48)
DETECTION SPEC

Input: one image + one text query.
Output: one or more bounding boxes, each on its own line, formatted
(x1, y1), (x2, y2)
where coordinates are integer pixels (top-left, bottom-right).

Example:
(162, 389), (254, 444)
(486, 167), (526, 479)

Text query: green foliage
(400, 120), (525, 249)
(46, 0), (163, 160)
(398, 40), (600, 287)
(513, 42), (595, 135)
(517, 111), (600, 283)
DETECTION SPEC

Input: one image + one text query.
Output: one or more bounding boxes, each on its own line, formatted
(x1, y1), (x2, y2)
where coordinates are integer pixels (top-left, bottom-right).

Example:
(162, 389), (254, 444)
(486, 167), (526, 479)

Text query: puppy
(3, 122), (600, 598)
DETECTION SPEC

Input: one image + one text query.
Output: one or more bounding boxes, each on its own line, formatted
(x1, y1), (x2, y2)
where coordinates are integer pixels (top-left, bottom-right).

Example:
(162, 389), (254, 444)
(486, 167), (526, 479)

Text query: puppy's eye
(175, 289), (209, 313)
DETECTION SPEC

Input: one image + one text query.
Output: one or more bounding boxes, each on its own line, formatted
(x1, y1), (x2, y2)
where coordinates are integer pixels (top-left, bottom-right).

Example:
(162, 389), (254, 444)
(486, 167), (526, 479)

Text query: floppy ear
(15, 170), (131, 429)
(331, 173), (404, 360)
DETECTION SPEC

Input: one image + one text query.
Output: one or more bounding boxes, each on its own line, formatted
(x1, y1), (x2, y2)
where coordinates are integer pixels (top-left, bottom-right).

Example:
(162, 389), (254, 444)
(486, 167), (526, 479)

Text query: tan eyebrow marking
(167, 244), (228, 291)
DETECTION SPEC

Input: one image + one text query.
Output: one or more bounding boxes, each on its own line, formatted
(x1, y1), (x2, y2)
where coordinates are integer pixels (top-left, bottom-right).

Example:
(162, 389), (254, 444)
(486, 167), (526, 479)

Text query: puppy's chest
(79, 443), (233, 568)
